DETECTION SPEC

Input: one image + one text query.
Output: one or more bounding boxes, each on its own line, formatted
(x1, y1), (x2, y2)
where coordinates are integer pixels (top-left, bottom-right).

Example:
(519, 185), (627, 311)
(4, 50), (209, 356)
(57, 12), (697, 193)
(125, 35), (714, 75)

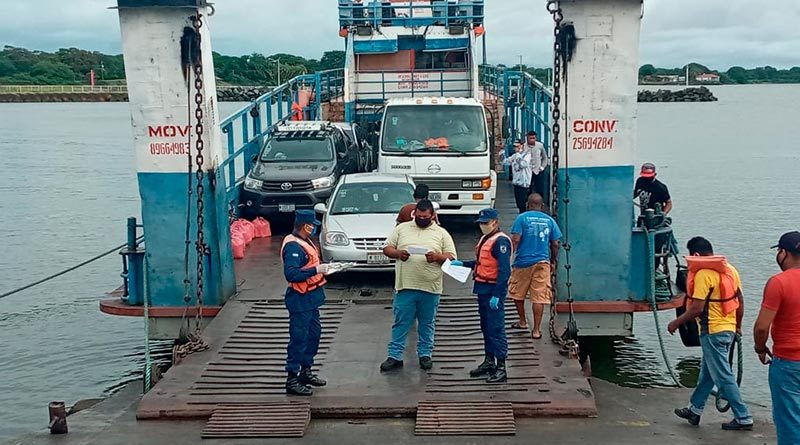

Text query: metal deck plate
(202, 402), (311, 438)
(415, 401), (516, 436)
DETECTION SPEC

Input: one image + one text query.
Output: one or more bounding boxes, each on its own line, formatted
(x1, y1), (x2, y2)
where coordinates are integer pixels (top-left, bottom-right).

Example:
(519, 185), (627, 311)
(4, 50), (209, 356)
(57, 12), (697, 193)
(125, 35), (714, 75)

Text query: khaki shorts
(509, 261), (552, 304)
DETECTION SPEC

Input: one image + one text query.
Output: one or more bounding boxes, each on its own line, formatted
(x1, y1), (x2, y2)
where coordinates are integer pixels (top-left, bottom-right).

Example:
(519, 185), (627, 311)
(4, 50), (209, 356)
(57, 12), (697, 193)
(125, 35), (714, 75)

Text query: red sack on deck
(231, 232), (246, 259)
(232, 219), (255, 244)
(253, 217), (272, 238)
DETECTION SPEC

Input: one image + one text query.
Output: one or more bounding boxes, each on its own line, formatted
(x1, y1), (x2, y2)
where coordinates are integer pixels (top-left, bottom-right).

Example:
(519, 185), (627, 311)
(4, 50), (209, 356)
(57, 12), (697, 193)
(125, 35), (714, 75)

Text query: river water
(0, 85), (797, 438)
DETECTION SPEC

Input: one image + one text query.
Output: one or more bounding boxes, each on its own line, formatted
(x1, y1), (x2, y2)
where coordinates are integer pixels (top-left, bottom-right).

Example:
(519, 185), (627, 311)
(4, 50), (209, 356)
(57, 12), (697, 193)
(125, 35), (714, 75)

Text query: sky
(1, 0), (798, 70)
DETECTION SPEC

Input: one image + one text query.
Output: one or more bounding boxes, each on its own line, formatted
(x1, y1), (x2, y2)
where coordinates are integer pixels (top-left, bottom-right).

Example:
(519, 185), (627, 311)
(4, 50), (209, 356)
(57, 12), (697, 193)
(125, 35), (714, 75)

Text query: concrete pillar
(117, 0), (235, 307)
(553, 0), (642, 300)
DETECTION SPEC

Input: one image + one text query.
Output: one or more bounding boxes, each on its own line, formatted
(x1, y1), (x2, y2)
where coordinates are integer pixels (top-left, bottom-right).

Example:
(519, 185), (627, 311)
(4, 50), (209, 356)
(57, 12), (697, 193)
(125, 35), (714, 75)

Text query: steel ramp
(202, 402), (311, 439)
(415, 401), (516, 436)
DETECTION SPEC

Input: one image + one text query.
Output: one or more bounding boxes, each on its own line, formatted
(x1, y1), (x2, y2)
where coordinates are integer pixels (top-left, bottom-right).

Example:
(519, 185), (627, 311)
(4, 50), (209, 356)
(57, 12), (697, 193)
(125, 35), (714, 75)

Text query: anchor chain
(174, 10), (210, 363)
(546, 0), (579, 359)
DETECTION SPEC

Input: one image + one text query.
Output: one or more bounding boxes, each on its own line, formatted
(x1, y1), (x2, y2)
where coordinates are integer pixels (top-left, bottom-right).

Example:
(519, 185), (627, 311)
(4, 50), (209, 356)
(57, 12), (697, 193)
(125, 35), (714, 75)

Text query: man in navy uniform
(451, 208), (512, 383)
(282, 209), (330, 396)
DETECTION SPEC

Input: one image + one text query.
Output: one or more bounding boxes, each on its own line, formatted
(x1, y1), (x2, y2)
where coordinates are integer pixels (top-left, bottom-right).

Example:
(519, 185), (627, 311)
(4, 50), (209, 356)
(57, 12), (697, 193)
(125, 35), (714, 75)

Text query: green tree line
(0, 46), (345, 86)
(639, 62), (800, 84)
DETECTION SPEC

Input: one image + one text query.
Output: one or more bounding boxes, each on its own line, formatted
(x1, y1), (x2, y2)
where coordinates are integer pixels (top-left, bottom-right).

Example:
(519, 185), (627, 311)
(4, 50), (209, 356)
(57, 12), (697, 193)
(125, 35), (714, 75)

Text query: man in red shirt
(754, 231), (800, 445)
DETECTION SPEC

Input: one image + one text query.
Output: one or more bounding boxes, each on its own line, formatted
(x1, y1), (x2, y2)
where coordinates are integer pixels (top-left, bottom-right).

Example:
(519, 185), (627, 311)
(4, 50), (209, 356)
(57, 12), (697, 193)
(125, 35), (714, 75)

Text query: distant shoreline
(0, 85), (271, 103)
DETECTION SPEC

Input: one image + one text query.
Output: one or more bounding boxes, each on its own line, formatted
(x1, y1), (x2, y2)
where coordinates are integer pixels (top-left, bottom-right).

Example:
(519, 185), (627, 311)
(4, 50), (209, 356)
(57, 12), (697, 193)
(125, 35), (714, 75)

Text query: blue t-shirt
(510, 211), (562, 268)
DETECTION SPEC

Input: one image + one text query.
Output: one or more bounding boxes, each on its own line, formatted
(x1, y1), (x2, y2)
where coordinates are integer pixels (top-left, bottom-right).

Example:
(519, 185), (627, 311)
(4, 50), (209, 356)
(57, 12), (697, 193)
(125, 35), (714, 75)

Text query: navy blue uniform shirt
(282, 234), (326, 312)
(463, 233), (512, 298)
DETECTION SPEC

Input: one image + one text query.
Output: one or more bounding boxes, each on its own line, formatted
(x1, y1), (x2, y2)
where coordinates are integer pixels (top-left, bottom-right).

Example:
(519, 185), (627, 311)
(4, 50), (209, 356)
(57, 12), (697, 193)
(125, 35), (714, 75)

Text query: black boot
(286, 373), (313, 396)
(299, 368), (327, 387)
(470, 354), (496, 377)
(486, 359), (507, 383)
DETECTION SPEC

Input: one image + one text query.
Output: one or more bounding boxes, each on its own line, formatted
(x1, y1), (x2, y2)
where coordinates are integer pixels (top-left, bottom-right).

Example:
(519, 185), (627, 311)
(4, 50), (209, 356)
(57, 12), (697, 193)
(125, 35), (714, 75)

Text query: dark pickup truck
(239, 121), (367, 219)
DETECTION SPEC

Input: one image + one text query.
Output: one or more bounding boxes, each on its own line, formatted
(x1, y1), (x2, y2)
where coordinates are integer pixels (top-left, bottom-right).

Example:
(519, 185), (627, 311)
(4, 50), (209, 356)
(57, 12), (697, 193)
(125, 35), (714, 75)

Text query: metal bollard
(48, 401), (68, 434)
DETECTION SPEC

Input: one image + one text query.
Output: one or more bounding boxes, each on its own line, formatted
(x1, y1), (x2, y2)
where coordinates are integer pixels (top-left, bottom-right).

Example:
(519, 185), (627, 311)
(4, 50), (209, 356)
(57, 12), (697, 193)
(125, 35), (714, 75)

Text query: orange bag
(231, 232), (246, 259)
(233, 219), (255, 244)
(253, 217), (272, 238)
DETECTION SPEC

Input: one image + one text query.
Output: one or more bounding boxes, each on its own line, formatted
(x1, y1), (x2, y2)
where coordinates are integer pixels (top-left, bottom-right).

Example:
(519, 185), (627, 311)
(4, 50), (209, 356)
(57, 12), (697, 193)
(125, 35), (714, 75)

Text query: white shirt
(525, 142), (548, 175)
(501, 150), (532, 188)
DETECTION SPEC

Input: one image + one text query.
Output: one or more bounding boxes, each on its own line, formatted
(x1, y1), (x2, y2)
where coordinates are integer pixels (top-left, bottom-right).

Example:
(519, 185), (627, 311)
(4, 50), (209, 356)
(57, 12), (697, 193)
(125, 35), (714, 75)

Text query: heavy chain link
(546, 0), (578, 359)
(174, 11), (210, 362)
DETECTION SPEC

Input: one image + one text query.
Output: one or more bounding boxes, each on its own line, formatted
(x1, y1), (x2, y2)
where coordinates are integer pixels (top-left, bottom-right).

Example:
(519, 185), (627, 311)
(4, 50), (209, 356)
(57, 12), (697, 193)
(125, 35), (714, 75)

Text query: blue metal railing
(217, 69), (344, 215)
(339, 0), (484, 29)
(480, 65), (552, 154)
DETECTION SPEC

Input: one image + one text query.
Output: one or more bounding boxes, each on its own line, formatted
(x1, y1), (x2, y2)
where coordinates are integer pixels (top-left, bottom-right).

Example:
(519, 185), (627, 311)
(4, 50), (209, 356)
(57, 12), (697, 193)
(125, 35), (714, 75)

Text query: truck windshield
(330, 182), (414, 215)
(381, 105), (487, 153)
(260, 138), (333, 162)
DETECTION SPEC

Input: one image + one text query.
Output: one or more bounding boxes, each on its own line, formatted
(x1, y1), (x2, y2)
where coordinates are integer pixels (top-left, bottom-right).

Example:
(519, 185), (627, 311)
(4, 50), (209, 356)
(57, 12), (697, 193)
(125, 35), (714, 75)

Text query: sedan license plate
(367, 253), (390, 264)
(429, 192), (442, 202)
(278, 203), (296, 213)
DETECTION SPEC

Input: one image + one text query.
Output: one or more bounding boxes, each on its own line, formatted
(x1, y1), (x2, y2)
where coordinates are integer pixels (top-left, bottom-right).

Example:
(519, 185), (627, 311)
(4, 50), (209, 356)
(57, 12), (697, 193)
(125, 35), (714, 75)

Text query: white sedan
(314, 173), (416, 271)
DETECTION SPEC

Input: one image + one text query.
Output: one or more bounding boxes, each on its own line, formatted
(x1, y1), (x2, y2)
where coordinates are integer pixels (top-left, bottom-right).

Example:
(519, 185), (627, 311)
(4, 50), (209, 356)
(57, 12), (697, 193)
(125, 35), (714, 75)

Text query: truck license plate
(429, 192), (442, 202)
(367, 253), (390, 264)
(278, 204), (296, 212)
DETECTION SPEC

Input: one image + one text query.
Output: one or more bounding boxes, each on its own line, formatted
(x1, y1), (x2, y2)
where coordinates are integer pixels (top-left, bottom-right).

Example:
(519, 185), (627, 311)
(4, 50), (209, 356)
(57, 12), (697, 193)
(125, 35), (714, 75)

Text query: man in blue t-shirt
(509, 193), (562, 339)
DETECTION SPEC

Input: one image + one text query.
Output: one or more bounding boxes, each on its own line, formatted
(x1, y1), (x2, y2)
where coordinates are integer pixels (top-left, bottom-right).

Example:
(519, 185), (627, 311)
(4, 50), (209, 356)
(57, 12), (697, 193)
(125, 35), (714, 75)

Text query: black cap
(772, 231), (800, 254)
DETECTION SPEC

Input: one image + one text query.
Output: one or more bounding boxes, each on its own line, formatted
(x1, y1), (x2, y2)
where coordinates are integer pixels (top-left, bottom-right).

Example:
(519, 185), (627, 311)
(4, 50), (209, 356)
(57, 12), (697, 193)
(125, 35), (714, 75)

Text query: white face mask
(479, 222), (495, 235)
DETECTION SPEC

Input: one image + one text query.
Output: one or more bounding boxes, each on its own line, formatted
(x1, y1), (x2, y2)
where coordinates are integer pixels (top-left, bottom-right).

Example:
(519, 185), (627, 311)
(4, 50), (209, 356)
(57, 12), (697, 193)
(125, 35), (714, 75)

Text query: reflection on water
(587, 336), (701, 389)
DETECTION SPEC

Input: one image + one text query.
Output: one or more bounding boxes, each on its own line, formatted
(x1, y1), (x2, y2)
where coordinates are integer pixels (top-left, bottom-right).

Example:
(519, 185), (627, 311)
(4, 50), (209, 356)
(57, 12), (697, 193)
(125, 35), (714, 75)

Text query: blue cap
(295, 209), (321, 226)
(475, 208), (499, 223)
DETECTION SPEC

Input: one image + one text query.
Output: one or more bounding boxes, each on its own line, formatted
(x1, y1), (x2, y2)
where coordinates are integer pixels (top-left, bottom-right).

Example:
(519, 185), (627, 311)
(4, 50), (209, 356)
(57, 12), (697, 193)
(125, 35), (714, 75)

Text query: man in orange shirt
(754, 231), (800, 445)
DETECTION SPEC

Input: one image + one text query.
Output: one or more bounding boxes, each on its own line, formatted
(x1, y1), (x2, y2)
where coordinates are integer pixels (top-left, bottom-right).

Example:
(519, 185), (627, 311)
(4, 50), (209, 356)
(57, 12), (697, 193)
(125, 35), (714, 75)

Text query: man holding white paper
(451, 208), (512, 383)
(380, 200), (457, 372)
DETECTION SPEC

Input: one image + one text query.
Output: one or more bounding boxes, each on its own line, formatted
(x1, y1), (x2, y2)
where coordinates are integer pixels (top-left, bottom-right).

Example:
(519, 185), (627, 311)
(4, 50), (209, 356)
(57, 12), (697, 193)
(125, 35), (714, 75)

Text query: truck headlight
(244, 177), (263, 191)
(312, 175), (336, 189)
(324, 231), (350, 246)
(461, 178), (492, 189)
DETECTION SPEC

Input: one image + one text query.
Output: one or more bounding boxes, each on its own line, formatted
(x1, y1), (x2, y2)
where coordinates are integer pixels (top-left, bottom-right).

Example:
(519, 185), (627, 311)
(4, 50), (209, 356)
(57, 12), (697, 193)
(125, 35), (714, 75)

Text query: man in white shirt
(498, 140), (532, 213)
(524, 131), (548, 200)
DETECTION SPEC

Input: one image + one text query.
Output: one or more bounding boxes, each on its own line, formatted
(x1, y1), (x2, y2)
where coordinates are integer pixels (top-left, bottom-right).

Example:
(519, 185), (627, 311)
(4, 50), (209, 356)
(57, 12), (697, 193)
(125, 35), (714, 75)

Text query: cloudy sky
(2, 0), (798, 69)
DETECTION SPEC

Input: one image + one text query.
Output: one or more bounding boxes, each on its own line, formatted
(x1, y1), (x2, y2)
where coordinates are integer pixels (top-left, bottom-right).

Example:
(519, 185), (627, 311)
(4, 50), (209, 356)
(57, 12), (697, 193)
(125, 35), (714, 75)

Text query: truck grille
(352, 237), (387, 251)
(261, 180), (314, 192)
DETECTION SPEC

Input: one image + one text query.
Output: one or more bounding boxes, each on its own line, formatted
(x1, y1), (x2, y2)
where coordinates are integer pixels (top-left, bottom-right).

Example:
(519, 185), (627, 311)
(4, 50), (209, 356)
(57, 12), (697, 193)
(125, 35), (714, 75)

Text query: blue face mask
(310, 225), (318, 237)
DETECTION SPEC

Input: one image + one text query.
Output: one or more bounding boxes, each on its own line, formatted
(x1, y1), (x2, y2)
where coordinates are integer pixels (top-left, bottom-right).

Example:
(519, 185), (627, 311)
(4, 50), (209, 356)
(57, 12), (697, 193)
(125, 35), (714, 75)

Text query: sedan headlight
(244, 177), (263, 191)
(312, 175), (336, 189)
(324, 231), (350, 246)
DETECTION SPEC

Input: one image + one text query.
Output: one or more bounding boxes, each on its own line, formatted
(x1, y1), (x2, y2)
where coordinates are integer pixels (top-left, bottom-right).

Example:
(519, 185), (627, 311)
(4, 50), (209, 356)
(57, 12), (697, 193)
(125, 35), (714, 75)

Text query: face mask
(479, 222), (495, 235)
(415, 216), (432, 228)
(777, 250), (788, 271)
(303, 224), (316, 237)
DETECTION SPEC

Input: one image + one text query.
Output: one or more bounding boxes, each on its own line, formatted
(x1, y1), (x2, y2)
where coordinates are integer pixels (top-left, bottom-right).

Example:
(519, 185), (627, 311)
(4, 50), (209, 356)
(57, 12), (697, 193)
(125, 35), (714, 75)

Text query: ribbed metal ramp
(415, 401), (516, 435)
(202, 402), (311, 438)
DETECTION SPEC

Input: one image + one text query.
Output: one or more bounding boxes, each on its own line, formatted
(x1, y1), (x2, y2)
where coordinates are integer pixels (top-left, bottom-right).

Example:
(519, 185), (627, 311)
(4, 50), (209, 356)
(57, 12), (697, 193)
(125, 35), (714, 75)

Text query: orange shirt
(762, 269), (800, 361)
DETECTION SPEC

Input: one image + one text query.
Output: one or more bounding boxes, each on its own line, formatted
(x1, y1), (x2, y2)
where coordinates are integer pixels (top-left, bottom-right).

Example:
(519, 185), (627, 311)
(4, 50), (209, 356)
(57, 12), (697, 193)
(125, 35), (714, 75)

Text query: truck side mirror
(501, 116), (509, 139)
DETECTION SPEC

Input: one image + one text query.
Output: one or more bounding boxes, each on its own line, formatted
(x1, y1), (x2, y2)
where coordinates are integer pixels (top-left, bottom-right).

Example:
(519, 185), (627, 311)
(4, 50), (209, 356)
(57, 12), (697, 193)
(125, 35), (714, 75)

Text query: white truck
(338, 0), (494, 215)
(377, 97), (496, 214)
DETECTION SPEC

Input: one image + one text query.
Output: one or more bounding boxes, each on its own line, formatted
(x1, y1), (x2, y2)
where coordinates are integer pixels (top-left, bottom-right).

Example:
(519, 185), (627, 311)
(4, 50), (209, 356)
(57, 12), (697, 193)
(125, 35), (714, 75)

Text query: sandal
(531, 331), (543, 340)
(511, 322), (529, 330)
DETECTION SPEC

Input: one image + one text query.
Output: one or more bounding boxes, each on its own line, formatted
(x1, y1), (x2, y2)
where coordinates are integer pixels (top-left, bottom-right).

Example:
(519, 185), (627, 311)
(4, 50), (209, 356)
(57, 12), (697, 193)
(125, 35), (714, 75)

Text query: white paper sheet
(324, 262), (357, 275)
(407, 245), (430, 255)
(441, 259), (472, 283)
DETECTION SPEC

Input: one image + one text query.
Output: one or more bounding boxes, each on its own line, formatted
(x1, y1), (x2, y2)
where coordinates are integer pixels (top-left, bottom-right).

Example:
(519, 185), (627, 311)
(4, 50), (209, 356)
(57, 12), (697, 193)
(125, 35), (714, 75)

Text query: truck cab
(338, 0), (493, 215)
(378, 97), (495, 214)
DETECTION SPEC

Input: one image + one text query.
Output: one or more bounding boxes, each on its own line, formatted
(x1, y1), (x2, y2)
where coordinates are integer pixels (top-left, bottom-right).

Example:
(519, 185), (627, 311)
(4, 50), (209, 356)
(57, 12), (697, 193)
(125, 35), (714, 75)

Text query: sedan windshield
(330, 182), (414, 215)
(381, 105), (488, 153)
(260, 138), (333, 162)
